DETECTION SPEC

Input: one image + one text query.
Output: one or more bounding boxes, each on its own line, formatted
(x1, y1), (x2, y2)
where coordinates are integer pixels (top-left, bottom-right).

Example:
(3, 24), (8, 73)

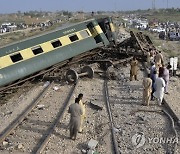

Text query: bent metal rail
(104, 70), (120, 154)
(102, 58), (133, 154)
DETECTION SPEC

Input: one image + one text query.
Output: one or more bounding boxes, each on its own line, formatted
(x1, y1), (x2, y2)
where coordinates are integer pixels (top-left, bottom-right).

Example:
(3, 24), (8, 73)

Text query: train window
(69, 34), (79, 42)
(32, 46), (43, 55)
(87, 23), (94, 35)
(80, 30), (90, 38)
(10, 53), (23, 63)
(51, 40), (62, 48)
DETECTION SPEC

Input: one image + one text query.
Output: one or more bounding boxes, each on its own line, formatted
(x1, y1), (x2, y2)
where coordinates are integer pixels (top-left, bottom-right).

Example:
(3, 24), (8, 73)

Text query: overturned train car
(0, 17), (116, 88)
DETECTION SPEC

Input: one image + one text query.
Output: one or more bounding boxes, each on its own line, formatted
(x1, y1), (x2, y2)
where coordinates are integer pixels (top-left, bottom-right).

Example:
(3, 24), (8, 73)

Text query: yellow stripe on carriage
(0, 28), (92, 69)
(0, 56), (13, 67)
(110, 23), (115, 32)
(94, 25), (103, 34)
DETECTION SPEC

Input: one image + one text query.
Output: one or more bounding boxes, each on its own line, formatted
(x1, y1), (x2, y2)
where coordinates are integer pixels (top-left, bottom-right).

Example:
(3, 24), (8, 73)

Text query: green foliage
(23, 11), (44, 18)
(62, 11), (72, 17)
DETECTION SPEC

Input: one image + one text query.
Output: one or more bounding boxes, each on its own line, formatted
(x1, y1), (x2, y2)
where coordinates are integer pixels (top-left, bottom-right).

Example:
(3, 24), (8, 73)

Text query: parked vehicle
(168, 32), (180, 41)
(159, 31), (166, 40)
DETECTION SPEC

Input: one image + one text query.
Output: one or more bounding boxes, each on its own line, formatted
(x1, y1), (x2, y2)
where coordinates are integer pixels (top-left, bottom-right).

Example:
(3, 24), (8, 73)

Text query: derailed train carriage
(0, 17), (116, 88)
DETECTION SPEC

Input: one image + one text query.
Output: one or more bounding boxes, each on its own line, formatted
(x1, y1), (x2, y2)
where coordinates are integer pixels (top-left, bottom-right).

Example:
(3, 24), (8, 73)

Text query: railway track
(33, 82), (78, 153)
(0, 80), (78, 153)
(0, 81), (52, 151)
(39, 71), (113, 154)
(0, 81), (52, 142)
(103, 70), (120, 154)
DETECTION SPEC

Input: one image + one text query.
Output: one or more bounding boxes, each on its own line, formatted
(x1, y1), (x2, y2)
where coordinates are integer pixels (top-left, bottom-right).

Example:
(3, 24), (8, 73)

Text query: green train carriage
(0, 17), (116, 88)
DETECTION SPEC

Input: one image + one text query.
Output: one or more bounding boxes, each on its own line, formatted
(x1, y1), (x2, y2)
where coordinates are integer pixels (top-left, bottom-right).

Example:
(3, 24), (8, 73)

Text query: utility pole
(152, 0), (156, 10)
(114, 0), (117, 12)
(167, 0), (169, 8)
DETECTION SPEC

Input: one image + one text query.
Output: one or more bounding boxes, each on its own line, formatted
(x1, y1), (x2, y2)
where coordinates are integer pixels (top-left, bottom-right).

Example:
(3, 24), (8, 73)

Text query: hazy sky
(0, 0), (179, 13)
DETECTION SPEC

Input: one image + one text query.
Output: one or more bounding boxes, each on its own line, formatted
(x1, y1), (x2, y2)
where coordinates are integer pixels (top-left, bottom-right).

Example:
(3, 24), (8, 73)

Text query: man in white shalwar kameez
(153, 73), (165, 106)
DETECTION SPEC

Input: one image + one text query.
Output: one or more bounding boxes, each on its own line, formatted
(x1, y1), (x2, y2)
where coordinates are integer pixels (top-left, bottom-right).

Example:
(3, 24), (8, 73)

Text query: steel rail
(162, 109), (178, 154)
(0, 81), (52, 143)
(132, 109), (178, 154)
(142, 62), (179, 153)
(162, 99), (180, 127)
(104, 71), (120, 154)
(33, 81), (78, 154)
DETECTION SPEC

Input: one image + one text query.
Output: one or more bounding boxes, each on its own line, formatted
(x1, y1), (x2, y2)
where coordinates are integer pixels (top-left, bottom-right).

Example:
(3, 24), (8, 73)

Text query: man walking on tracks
(78, 93), (86, 133)
(142, 74), (152, 106)
(163, 64), (171, 94)
(68, 98), (82, 140)
(153, 70), (165, 106)
(151, 70), (158, 100)
(130, 56), (139, 81)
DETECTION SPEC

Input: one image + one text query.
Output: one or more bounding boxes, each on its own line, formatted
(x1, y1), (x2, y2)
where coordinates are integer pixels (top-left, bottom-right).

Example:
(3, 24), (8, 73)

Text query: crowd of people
(67, 50), (172, 140)
(130, 49), (172, 107)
